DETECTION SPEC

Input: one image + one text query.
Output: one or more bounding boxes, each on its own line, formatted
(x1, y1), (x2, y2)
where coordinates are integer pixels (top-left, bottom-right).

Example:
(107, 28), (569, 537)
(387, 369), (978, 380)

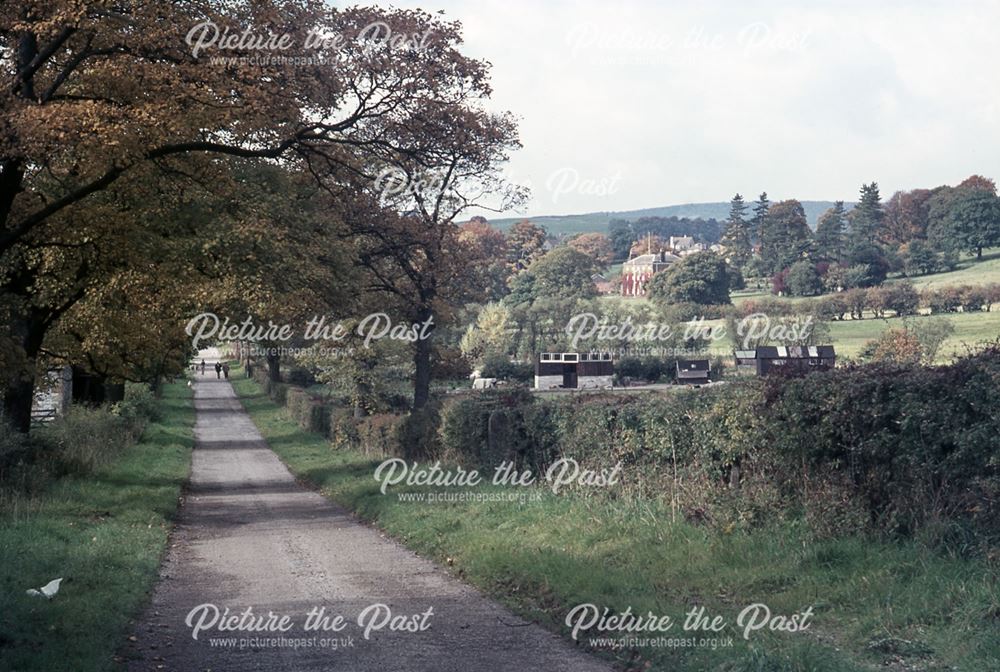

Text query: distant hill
(489, 201), (850, 236)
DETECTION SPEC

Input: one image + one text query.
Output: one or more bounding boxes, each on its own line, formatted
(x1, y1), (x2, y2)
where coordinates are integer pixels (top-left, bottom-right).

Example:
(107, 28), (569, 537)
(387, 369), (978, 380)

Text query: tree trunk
(1, 314), (47, 433)
(0, 159), (25, 234)
(412, 308), (434, 410)
(352, 360), (374, 419)
(267, 352), (281, 383)
(2, 376), (35, 433)
(150, 356), (165, 396)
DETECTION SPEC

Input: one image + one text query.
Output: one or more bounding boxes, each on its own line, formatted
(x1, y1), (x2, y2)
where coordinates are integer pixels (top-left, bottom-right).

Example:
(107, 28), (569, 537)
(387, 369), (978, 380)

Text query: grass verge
(231, 372), (1000, 672)
(0, 381), (195, 672)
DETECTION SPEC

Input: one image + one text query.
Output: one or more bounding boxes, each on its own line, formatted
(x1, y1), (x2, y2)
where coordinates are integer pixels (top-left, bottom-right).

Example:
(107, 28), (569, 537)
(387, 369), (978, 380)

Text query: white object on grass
(26, 578), (63, 599)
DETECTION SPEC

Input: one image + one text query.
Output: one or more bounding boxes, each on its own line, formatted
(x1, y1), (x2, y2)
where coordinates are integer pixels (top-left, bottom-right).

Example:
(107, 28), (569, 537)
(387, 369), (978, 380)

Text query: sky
(378, 0), (1000, 217)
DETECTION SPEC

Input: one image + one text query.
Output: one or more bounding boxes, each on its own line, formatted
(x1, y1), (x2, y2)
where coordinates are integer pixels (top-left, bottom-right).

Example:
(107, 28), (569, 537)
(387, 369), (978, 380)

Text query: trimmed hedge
(439, 388), (557, 472)
(262, 346), (1000, 550)
(251, 364), (289, 405)
(256, 366), (409, 458)
(285, 387), (332, 437)
(434, 347), (1000, 548)
(762, 350), (1000, 545)
(743, 282), (1000, 321)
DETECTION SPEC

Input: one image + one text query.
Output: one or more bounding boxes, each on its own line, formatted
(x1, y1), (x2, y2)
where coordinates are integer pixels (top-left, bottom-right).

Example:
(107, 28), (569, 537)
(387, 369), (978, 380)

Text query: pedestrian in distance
(200, 359), (206, 374)
(214, 362), (222, 379)
(223, 363), (230, 379)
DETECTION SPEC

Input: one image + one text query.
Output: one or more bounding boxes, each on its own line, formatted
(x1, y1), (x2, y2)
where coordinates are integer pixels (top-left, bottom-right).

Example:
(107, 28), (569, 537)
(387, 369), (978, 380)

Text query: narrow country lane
(124, 362), (612, 672)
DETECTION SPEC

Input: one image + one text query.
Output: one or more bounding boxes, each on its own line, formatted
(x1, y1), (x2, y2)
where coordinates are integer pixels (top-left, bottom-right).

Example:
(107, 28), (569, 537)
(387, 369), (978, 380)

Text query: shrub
(356, 414), (404, 457)
(330, 343), (1000, 550)
(268, 382), (289, 405)
(784, 261), (823, 296)
(882, 283), (920, 317)
(735, 297), (796, 320)
(814, 294), (849, 321)
(310, 403), (332, 437)
(926, 287), (961, 313)
(480, 355), (533, 383)
(252, 363), (271, 387)
(869, 328), (923, 365)
(615, 356), (675, 384)
(0, 411), (30, 479)
(35, 406), (133, 477)
(518, 402), (561, 474)
(843, 288), (868, 319)
(764, 349), (1000, 543)
(285, 387), (332, 437)
(960, 285), (986, 312)
(658, 301), (702, 322)
(984, 283), (1000, 311)
(394, 403), (441, 460)
(285, 387), (308, 424)
(285, 366), (316, 387)
(866, 286), (891, 318)
(910, 317), (955, 363)
(113, 382), (161, 429)
(440, 396), (487, 465)
(330, 408), (360, 452)
(843, 264), (881, 289)
(439, 387), (544, 469)
(251, 364), (290, 404)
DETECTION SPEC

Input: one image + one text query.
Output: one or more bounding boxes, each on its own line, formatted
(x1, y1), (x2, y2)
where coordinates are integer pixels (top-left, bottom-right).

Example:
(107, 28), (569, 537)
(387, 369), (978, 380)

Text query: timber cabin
(535, 352), (613, 390)
(675, 359), (711, 386)
(734, 345), (836, 375)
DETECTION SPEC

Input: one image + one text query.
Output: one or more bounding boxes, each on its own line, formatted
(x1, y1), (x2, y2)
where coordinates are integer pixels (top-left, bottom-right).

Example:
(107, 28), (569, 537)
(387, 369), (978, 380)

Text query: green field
(232, 372), (1000, 672)
(705, 310), (1000, 360)
(827, 311), (998, 358)
(888, 248), (1000, 290)
(601, 251), (1000, 360)
(0, 382), (194, 672)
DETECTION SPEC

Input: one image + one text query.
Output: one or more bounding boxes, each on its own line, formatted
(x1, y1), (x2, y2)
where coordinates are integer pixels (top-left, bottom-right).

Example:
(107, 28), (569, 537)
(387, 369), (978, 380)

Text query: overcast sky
(380, 0), (1000, 217)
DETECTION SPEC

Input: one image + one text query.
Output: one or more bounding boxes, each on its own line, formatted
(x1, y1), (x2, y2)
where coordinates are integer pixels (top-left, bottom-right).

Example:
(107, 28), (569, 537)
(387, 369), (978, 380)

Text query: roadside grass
(232, 372), (1000, 672)
(0, 381), (194, 672)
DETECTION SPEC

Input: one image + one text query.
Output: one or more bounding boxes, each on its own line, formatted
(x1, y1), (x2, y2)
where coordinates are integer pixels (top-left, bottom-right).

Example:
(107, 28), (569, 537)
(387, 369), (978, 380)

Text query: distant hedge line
(753, 282), (999, 319)
(660, 282), (1000, 323)
(258, 347), (1000, 550)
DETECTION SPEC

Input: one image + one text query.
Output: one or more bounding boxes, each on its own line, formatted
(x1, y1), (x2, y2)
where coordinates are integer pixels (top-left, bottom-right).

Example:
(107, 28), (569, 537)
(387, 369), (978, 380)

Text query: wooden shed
(675, 359), (710, 386)
(535, 352), (613, 390)
(734, 346), (836, 375)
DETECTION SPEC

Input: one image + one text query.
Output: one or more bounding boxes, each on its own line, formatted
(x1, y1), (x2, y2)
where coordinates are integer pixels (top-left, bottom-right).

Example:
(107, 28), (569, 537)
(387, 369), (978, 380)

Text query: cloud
(390, 0), (1000, 216)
